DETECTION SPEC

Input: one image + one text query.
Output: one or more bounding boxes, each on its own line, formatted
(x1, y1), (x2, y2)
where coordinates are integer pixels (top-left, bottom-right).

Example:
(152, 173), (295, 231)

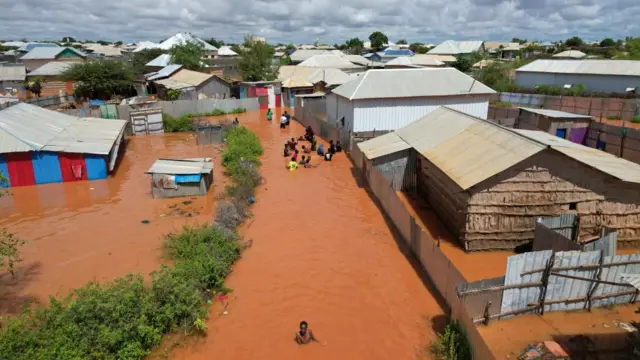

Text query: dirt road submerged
(173, 110), (445, 360)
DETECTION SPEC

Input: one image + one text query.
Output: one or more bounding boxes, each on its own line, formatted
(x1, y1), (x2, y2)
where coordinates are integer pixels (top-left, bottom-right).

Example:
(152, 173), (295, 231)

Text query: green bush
(607, 115), (621, 120)
(222, 126), (263, 198)
(430, 321), (472, 360)
(163, 113), (195, 132)
(0, 225), (241, 360)
(209, 109), (227, 116)
(229, 107), (247, 114)
(632, 115), (640, 123)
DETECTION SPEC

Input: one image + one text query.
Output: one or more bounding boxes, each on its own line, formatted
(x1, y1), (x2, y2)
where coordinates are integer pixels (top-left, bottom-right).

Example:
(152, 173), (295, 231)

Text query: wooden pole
(521, 259), (640, 276)
(549, 271), (632, 287)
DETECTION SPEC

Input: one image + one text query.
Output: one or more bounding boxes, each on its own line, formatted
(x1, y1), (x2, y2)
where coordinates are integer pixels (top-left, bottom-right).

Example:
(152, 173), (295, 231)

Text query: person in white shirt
(280, 115), (287, 129)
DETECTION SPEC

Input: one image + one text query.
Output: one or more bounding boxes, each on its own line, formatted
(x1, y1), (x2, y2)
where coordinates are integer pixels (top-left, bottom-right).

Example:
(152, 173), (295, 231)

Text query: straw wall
(466, 149), (640, 250)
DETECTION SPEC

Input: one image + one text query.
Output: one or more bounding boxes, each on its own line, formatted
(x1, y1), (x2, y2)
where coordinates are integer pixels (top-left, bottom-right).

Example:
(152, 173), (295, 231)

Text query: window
(569, 202), (577, 210)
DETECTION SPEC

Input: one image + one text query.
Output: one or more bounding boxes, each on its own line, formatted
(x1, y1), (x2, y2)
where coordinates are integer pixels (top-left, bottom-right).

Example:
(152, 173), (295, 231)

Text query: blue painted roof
(384, 49), (414, 57)
(17, 42), (59, 52)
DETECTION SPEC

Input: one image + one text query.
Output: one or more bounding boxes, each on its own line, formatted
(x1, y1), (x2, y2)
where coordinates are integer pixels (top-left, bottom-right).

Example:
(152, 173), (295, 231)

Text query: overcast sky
(1, 0), (638, 45)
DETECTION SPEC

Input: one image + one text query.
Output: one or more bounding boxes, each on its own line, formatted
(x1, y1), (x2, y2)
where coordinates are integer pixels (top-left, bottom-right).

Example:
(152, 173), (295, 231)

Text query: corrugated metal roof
(217, 46), (238, 56)
(84, 45), (123, 57)
(133, 41), (160, 53)
(279, 66), (355, 88)
(21, 47), (85, 60)
(357, 132), (411, 159)
(154, 69), (213, 90)
(28, 62), (73, 76)
(393, 107), (545, 190)
(2, 41), (26, 48)
(331, 68), (496, 100)
(514, 129), (640, 184)
(290, 49), (332, 62)
(0, 65), (26, 81)
(158, 33), (217, 51)
(146, 54), (173, 67)
(0, 103), (125, 154)
(519, 107), (593, 119)
(516, 59), (640, 76)
(16, 42), (59, 52)
(552, 50), (587, 59)
(385, 56), (444, 67)
(428, 40), (484, 55)
(298, 55), (362, 69)
(146, 158), (213, 174)
(146, 64), (183, 81)
(308, 68), (355, 86)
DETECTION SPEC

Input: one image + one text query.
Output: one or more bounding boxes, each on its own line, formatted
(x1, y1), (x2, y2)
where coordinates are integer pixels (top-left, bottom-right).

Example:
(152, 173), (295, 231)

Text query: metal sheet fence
(117, 98), (260, 120)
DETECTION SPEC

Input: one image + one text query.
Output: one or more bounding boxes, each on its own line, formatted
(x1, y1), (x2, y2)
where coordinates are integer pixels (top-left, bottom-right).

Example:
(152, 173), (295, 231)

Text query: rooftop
(145, 64), (183, 81)
(16, 42), (59, 52)
(384, 55), (444, 67)
(297, 54), (363, 69)
(146, 54), (173, 67)
(217, 46), (238, 56)
(289, 49), (332, 62)
(20, 47), (86, 60)
(28, 62), (73, 76)
(358, 106), (640, 189)
(154, 69), (213, 90)
(0, 65), (26, 81)
(519, 107), (593, 119)
(278, 66), (355, 88)
(517, 59), (640, 76)
(552, 50), (587, 59)
(0, 103), (126, 155)
(146, 158), (214, 175)
(428, 40), (484, 55)
(331, 68), (496, 100)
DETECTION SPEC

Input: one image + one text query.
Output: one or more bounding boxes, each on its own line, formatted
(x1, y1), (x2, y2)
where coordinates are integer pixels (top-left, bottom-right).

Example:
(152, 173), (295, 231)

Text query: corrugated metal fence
(117, 98), (260, 121)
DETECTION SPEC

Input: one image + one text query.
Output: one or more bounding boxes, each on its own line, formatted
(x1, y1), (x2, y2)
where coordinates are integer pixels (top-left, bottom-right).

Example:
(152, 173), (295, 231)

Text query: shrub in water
(430, 321), (472, 360)
(163, 113), (195, 132)
(632, 115), (640, 123)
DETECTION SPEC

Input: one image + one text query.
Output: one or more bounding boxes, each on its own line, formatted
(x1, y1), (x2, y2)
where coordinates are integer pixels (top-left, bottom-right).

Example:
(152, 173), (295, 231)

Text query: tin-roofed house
(145, 158), (213, 198)
(239, 81), (282, 109)
(278, 66), (355, 107)
(357, 106), (640, 251)
(0, 65), (26, 91)
(326, 68), (496, 134)
(153, 69), (220, 100)
(0, 103), (126, 187)
(516, 107), (593, 144)
(27, 62), (76, 97)
(20, 47), (86, 72)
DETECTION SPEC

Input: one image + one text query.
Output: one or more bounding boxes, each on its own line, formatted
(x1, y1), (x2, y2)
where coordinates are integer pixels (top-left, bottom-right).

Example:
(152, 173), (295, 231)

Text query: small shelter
(357, 106), (640, 251)
(238, 81), (282, 109)
(516, 107), (593, 144)
(146, 158), (213, 198)
(27, 62), (75, 97)
(20, 47), (86, 72)
(153, 69), (218, 100)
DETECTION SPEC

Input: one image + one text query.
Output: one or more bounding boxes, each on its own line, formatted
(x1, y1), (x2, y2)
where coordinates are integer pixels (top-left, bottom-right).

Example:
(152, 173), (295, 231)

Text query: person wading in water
(295, 321), (320, 345)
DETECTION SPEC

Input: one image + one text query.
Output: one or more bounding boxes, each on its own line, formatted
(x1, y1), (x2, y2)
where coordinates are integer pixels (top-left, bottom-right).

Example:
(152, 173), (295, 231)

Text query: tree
(0, 229), (26, 278)
(236, 35), (277, 82)
(97, 40), (111, 45)
(205, 38), (225, 48)
(61, 59), (136, 99)
(114, 41), (123, 46)
(451, 57), (473, 72)
(600, 38), (615, 47)
(25, 77), (42, 98)
(169, 42), (204, 71)
(368, 31), (389, 51)
(345, 37), (364, 54)
(474, 62), (518, 92)
(396, 39), (408, 45)
(62, 36), (76, 43)
(512, 38), (527, 44)
(565, 36), (584, 48)
(409, 42), (428, 54)
(279, 55), (292, 65)
(131, 48), (167, 74)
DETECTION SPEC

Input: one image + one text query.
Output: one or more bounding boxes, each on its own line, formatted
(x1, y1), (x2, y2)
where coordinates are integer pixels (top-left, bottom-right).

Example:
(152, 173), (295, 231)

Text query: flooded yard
(0, 110), (446, 359)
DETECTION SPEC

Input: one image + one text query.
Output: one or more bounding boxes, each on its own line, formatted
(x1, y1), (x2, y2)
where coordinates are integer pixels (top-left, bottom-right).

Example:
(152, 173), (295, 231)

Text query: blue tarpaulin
(175, 174), (201, 183)
(89, 99), (105, 106)
(31, 152), (63, 184)
(85, 155), (107, 180)
(0, 155), (8, 188)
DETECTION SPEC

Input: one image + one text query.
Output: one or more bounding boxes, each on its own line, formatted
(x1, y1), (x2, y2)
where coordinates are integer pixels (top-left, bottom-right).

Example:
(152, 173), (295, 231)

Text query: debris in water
(141, 220), (150, 224)
(169, 204), (178, 209)
(223, 311), (228, 315)
(183, 200), (193, 205)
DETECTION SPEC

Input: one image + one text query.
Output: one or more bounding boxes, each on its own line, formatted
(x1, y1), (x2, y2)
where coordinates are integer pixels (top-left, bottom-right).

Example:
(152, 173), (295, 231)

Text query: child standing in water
(267, 108), (273, 121)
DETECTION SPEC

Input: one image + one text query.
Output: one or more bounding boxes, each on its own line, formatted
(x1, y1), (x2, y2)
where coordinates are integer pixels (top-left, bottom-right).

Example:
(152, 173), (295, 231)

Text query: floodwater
(0, 133), (222, 313)
(172, 110), (446, 360)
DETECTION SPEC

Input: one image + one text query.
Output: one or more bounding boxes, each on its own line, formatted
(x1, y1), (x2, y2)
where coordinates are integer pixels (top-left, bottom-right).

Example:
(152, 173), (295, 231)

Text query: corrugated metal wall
(352, 95), (491, 132)
(85, 155), (108, 180)
(0, 155), (9, 188)
(515, 72), (640, 94)
(372, 149), (417, 191)
(31, 152), (63, 184)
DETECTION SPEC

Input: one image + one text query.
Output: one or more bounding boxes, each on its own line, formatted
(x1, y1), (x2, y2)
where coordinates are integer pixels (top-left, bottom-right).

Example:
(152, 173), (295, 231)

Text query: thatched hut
(358, 106), (640, 251)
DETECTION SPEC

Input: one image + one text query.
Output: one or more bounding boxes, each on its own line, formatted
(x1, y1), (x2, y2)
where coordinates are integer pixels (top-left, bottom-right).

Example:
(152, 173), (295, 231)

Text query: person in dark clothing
(292, 149), (299, 162)
(233, 117), (239, 125)
(324, 152), (333, 161)
(284, 111), (291, 126)
(284, 143), (291, 157)
(301, 145), (311, 154)
(335, 141), (343, 152)
(299, 155), (307, 165)
(304, 126), (315, 142)
(288, 138), (297, 151)
(328, 140), (336, 155)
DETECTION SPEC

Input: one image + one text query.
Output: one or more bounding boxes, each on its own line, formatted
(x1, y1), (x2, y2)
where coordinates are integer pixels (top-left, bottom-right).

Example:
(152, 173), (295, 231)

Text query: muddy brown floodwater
(0, 133), (222, 313)
(172, 110), (445, 360)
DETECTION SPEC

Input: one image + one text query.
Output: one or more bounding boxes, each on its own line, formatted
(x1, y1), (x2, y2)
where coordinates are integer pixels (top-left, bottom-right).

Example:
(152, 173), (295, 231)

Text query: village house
(153, 68), (221, 100)
(366, 48), (415, 63)
(20, 46), (86, 72)
(289, 49), (332, 64)
(0, 103), (126, 187)
(145, 158), (213, 199)
(278, 65), (354, 107)
(326, 68), (495, 133)
(552, 50), (587, 59)
(297, 54), (365, 73)
(357, 106), (640, 251)
(427, 40), (485, 56)
(238, 81), (282, 109)
(0, 64), (26, 90)
(383, 55), (445, 68)
(26, 62), (76, 97)
(515, 107), (593, 144)
(515, 59), (640, 95)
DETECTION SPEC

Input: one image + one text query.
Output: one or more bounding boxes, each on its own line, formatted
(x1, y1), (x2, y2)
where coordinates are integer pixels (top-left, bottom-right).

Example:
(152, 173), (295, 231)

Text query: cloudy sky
(1, 0), (638, 45)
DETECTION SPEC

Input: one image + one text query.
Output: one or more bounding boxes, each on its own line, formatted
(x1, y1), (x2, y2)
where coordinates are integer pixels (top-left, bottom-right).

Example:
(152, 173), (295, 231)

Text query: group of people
(284, 126), (343, 171)
(266, 108), (292, 129)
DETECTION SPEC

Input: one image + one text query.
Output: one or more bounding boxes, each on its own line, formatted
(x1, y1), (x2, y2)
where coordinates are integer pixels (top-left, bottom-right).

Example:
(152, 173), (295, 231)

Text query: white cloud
(0, 0), (637, 44)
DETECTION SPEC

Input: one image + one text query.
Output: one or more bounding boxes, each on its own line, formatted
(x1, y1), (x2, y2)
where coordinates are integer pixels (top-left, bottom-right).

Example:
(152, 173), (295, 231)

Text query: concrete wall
(467, 149), (640, 250)
(352, 95), (490, 132)
(515, 72), (640, 95)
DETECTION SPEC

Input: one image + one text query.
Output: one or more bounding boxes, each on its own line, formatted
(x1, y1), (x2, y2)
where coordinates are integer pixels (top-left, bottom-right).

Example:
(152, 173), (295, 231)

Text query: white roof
(28, 62), (73, 76)
(217, 46), (238, 56)
(428, 40), (484, 55)
(84, 45), (122, 57)
(146, 54), (172, 67)
(21, 47), (85, 60)
(146, 158), (213, 174)
(519, 107), (593, 119)
(133, 41), (160, 52)
(357, 132), (411, 159)
(0, 65), (26, 81)
(290, 49), (332, 62)
(517, 59), (640, 76)
(331, 68), (496, 100)
(0, 103), (126, 155)
(278, 66), (356, 88)
(158, 32), (217, 51)
(146, 64), (183, 81)
(385, 56), (444, 67)
(552, 50), (587, 59)
(154, 69), (213, 90)
(297, 54), (362, 69)
(1, 41), (26, 48)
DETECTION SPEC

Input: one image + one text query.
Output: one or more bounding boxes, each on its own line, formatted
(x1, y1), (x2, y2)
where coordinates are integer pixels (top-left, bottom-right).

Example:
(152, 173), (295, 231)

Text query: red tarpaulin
(248, 86), (256, 97)
(255, 87), (268, 96)
(59, 153), (88, 182)
(6, 152), (35, 187)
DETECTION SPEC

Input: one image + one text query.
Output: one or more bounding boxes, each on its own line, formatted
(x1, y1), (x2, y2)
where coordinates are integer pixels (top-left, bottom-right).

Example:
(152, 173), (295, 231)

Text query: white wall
(352, 95), (490, 132)
(326, 93), (354, 130)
